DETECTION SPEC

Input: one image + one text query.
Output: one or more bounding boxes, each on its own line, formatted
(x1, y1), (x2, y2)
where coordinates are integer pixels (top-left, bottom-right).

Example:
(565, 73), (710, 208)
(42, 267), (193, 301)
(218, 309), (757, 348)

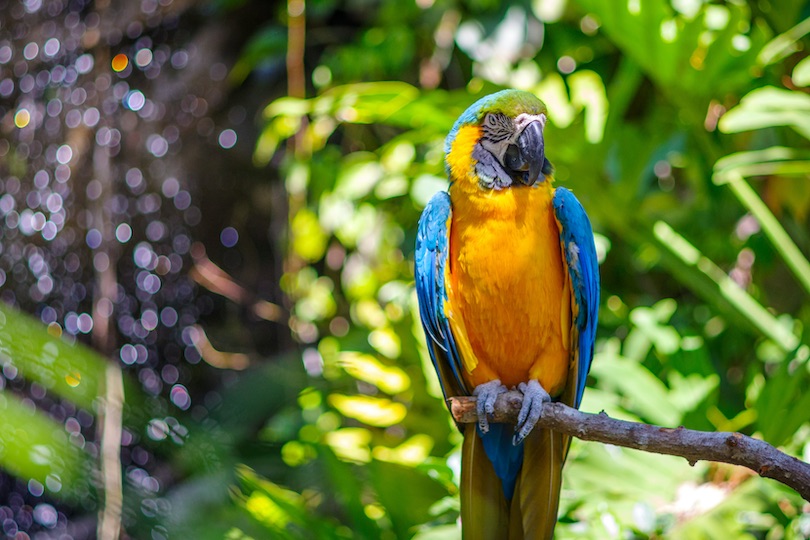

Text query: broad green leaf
(590, 342), (682, 426)
(758, 16), (810, 66)
(368, 459), (451, 538)
(754, 355), (810, 445)
(718, 86), (810, 139)
(0, 303), (106, 411)
(319, 446), (380, 538)
(652, 221), (799, 351)
(0, 390), (94, 500)
(564, 441), (705, 520)
(792, 55), (810, 86)
(713, 169), (810, 296)
(714, 147), (810, 178)
(232, 465), (348, 540)
(573, 0), (765, 106)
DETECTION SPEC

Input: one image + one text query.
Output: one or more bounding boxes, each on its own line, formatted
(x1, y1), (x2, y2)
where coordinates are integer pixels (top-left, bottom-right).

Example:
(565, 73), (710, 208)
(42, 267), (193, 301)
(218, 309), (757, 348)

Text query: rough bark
(448, 391), (810, 501)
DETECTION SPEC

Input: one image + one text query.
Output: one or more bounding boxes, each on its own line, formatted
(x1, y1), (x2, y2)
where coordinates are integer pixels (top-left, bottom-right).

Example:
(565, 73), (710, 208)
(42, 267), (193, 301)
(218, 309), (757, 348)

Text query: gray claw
(513, 380), (551, 445)
(472, 380), (507, 434)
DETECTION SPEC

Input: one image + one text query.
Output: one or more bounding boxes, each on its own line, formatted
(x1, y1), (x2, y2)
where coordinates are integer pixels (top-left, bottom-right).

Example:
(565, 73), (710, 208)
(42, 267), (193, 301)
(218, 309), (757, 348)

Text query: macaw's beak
(517, 121), (545, 186)
(504, 120), (546, 186)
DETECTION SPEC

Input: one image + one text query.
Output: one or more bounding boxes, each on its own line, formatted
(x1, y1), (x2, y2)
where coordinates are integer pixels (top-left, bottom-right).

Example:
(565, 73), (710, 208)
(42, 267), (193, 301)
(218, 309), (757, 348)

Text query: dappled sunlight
(373, 434), (433, 466)
(0, 0), (809, 537)
(337, 351), (410, 394)
(327, 394), (407, 428)
(324, 428), (372, 463)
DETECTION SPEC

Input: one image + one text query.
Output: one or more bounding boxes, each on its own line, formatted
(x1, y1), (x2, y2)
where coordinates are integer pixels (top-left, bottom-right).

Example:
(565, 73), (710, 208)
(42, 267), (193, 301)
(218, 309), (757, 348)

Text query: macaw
(415, 89), (599, 539)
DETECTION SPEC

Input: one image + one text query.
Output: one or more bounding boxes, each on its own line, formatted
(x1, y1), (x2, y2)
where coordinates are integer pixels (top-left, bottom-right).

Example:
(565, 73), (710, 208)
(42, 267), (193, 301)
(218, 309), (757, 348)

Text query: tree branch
(448, 392), (810, 502)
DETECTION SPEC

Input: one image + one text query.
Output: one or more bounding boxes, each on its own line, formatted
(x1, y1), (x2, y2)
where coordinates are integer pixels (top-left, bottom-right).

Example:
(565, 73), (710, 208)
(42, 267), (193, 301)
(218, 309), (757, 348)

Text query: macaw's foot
(472, 379), (508, 434)
(513, 379), (551, 445)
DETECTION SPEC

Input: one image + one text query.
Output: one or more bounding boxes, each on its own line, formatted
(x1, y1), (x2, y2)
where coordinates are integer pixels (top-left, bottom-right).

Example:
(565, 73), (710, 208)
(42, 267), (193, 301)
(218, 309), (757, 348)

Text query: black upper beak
(517, 121), (545, 186)
(503, 120), (546, 186)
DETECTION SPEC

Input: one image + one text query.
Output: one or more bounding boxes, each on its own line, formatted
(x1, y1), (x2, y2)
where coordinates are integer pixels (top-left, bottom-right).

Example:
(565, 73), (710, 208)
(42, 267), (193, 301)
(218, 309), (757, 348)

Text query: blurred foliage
(2, 0), (810, 539)
(246, 0), (810, 537)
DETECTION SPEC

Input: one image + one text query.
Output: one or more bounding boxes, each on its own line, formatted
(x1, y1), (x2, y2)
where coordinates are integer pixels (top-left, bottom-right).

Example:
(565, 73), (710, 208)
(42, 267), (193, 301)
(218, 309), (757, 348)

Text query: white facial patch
(514, 113), (547, 135)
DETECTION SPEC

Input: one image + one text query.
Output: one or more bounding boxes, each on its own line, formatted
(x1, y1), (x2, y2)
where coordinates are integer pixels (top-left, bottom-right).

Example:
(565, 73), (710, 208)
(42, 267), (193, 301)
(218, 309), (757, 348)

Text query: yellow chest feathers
(445, 184), (571, 393)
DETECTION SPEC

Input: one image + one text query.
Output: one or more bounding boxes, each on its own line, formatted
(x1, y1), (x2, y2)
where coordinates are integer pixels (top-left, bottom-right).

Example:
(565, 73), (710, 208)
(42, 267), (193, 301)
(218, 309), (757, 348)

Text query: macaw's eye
(504, 143), (527, 172)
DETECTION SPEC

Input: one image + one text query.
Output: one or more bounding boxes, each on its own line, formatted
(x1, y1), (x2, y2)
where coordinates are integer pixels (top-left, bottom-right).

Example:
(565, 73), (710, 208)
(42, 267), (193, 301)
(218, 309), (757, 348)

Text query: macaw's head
(445, 89), (553, 190)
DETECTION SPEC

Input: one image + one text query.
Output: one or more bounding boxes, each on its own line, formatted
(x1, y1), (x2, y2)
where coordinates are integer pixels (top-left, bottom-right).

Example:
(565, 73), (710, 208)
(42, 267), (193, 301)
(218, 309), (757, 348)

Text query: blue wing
(415, 191), (468, 400)
(553, 187), (600, 408)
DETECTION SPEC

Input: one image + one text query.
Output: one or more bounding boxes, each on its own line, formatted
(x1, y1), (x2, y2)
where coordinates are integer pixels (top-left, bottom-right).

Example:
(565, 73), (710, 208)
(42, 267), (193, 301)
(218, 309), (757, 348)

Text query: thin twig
(90, 29), (123, 539)
(448, 391), (810, 502)
(286, 0), (307, 154)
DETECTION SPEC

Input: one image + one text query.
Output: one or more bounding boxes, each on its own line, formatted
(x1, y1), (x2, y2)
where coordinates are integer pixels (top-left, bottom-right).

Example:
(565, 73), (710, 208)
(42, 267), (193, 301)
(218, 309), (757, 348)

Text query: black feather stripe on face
(482, 113), (513, 143)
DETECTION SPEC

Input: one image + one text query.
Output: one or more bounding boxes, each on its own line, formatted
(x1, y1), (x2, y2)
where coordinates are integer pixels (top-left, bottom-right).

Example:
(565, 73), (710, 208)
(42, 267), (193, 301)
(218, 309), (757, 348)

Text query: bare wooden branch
(448, 391), (810, 501)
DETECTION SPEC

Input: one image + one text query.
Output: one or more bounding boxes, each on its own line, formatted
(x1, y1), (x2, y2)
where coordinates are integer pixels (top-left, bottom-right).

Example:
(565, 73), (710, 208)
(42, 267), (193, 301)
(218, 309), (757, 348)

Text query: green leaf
(718, 86), (810, 139)
(0, 390), (94, 500)
(754, 354), (810, 445)
(573, 0), (765, 106)
(758, 16), (810, 66)
(651, 221), (800, 351)
(792, 56), (810, 86)
(233, 465), (348, 540)
(590, 342), (683, 425)
(0, 303), (106, 411)
(368, 459), (451, 538)
(712, 168), (810, 297)
(319, 447), (380, 538)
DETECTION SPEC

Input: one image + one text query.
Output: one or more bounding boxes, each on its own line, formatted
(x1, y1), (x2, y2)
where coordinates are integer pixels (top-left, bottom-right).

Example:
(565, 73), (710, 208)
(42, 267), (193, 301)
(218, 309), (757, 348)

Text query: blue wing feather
(553, 187), (600, 408)
(415, 191), (468, 400)
(415, 191), (532, 500)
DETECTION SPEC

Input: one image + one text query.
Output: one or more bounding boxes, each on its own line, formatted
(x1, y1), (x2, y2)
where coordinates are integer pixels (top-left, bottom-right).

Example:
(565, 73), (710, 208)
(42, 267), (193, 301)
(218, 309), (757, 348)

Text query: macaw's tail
(461, 424), (566, 540)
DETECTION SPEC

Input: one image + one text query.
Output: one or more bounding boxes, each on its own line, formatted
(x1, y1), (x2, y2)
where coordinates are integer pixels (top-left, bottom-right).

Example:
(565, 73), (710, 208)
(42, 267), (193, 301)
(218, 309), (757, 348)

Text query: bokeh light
(135, 48), (153, 68)
(220, 227), (238, 248)
(111, 53), (129, 72)
(14, 109), (30, 128)
(218, 128), (237, 149)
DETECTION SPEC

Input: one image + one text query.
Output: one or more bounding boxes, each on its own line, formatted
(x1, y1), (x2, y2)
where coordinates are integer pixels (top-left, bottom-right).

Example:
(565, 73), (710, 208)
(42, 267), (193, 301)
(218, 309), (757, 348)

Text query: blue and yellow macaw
(415, 90), (599, 539)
